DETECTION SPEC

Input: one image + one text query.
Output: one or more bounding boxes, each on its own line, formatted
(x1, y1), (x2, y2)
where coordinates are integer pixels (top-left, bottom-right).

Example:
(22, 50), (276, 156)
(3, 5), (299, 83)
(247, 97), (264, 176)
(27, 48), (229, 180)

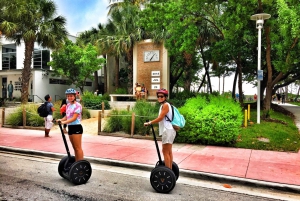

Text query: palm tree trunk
(103, 54), (107, 93)
(115, 56), (119, 89)
(126, 49), (134, 93)
(21, 41), (34, 104)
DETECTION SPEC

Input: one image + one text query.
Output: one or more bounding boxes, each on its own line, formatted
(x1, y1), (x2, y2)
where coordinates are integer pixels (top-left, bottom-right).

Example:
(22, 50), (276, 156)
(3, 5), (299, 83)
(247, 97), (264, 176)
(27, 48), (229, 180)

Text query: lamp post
(250, 13), (271, 124)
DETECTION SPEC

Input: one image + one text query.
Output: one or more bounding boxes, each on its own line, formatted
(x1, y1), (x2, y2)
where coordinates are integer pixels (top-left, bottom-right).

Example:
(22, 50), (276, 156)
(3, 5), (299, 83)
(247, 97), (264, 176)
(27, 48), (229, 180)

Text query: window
(2, 45), (16, 70)
(33, 50), (50, 70)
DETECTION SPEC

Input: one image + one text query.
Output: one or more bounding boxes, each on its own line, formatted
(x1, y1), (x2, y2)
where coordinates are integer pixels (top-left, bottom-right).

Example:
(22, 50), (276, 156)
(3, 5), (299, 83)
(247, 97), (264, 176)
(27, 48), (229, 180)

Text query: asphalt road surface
(0, 151), (299, 201)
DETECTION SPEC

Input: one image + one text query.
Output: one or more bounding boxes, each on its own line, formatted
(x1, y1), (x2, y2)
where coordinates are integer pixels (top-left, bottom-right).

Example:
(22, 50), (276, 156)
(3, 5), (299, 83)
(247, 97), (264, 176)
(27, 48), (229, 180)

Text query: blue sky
(53, 0), (109, 36)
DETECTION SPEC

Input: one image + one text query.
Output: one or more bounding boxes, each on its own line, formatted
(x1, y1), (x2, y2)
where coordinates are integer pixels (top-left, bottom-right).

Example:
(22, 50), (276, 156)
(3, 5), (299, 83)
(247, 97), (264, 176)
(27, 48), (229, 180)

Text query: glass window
(2, 45), (16, 70)
(33, 50), (50, 70)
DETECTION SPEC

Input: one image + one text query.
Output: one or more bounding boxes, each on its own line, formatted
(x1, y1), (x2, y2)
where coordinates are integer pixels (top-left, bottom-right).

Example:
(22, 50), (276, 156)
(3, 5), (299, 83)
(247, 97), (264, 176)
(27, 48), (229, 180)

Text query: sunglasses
(157, 95), (165, 98)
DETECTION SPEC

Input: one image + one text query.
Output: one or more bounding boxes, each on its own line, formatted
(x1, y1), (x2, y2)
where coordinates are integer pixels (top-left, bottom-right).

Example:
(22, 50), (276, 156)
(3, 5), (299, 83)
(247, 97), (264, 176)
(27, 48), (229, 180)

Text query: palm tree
(98, 5), (146, 93)
(0, 0), (68, 103)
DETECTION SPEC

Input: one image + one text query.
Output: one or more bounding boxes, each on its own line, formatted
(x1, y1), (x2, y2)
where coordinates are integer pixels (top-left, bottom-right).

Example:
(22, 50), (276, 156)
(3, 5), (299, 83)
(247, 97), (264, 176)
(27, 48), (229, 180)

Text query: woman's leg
(69, 134), (84, 161)
(162, 143), (173, 169)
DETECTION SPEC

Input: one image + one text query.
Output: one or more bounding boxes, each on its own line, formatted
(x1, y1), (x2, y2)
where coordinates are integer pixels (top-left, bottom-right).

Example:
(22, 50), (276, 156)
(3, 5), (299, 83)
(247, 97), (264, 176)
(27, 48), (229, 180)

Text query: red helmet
(156, 88), (168, 97)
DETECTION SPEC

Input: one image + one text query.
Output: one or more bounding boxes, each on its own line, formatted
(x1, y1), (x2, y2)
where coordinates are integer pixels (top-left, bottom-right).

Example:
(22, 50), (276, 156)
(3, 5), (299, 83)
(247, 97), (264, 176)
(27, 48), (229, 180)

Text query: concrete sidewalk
(0, 102), (300, 192)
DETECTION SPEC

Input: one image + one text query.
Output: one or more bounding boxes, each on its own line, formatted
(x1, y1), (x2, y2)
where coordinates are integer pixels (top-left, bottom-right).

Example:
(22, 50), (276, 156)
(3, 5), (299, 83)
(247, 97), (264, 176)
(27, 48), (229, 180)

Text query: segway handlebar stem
(147, 121), (163, 165)
(54, 120), (71, 158)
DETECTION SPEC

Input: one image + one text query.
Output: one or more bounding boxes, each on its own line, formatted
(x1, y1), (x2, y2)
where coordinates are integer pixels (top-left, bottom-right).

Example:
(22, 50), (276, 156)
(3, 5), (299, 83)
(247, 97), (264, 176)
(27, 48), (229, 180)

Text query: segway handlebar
(145, 120), (163, 164)
(54, 119), (71, 158)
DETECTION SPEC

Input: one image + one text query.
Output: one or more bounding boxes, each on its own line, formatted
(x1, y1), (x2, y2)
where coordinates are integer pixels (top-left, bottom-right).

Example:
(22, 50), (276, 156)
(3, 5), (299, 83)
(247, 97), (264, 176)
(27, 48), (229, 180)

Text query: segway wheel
(150, 166), (176, 193)
(155, 161), (180, 181)
(58, 156), (75, 178)
(69, 160), (92, 185)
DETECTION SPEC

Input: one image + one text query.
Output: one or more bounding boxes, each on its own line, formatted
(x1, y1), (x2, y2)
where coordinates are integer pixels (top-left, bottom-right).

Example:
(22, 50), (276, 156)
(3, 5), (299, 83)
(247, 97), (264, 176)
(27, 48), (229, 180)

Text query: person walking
(281, 92), (286, 104)
(60, 98), (68, 133)
(7, 81), (14, 101)
(44, 94), (55, 137)
(58, 88), (84, 161)
(276, 93), (281, 104)
(144, 89), (176, 170)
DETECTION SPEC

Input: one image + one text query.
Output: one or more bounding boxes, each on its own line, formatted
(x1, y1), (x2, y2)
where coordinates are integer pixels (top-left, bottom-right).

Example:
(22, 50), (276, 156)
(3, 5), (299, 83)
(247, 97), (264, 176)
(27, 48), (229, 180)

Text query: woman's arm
(61, 113), (79, 125)
(145, 103), (169, 125)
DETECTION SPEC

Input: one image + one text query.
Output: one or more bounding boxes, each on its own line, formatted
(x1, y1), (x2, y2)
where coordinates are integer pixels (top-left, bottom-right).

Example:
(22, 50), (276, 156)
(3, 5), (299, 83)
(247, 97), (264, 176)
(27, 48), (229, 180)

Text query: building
(0, 35), (94, 103)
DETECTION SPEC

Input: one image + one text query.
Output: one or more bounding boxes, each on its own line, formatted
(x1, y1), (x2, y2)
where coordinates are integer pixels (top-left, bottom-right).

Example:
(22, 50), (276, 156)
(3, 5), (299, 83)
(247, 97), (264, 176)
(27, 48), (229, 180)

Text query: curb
(1, 146), (300, 194)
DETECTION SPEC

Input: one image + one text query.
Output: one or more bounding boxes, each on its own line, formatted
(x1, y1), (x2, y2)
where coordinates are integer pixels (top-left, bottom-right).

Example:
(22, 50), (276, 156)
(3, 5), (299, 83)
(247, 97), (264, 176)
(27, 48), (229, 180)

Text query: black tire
(150, 166), (176, 193)
(58, 156), (75, 178)
(155, 160), (180, 181)
(69, 160), (92, 185)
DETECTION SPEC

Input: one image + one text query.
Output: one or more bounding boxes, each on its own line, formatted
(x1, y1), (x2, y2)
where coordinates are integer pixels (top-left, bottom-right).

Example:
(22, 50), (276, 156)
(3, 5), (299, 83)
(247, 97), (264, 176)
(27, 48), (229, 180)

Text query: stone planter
(88, 109), (111, 118)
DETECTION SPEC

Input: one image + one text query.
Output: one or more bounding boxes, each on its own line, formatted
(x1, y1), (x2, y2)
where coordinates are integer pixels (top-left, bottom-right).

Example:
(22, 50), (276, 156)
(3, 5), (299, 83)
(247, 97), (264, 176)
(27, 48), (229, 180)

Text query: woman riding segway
(144, 88), (176, 169)
(144, 88), (179, 193)
(58, 88), (84, 161)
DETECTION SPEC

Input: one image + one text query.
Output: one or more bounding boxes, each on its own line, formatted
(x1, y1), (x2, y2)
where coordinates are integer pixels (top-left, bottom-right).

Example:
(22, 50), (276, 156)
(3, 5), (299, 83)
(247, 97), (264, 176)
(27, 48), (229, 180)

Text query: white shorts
(44, 115), (53, 129)
(161, 128), (176, 144)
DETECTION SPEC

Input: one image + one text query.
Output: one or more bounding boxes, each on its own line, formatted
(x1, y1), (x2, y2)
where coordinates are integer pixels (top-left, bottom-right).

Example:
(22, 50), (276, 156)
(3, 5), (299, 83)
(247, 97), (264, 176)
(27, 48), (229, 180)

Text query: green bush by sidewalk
(103, 100), (158, 135)
(6, 101), (90, 127)
(176, 95), (243, 145)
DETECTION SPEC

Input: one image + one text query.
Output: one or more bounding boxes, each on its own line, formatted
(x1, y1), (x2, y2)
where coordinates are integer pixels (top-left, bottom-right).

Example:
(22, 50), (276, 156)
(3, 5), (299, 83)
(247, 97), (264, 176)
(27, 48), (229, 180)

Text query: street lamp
(250, 13), (271, 124)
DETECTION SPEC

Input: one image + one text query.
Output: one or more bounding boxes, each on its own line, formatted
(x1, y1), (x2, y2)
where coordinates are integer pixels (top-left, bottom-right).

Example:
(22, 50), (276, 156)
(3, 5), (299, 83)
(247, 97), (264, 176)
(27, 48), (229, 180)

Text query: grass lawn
(235, 108), (300, 152)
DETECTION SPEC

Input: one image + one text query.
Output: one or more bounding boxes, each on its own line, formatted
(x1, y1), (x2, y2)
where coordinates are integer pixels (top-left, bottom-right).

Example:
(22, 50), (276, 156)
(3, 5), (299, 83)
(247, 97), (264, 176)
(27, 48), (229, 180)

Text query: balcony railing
(109, 0), (124, 5)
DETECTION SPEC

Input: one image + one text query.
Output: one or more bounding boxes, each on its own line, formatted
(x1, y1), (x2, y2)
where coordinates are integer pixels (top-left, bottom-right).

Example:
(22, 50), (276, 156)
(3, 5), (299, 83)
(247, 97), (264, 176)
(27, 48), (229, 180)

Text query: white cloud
(53, 0), (109, 36)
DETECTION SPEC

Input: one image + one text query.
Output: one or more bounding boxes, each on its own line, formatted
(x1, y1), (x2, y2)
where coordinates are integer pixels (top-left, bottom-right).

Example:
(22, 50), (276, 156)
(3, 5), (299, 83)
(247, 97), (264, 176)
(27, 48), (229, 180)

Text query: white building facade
(0, 35), (95, 103)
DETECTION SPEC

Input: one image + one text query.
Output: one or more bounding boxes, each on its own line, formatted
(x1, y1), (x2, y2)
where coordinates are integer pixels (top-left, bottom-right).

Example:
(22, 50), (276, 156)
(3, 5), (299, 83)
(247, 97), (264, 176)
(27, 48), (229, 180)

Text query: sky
(53, 0), (109, 36)
(53, 0), (259, 95)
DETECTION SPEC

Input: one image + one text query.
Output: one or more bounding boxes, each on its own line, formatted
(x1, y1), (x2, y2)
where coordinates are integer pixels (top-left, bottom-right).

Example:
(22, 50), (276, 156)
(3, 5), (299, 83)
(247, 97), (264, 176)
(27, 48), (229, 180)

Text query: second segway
(57, 121), (92, 185)
(149, 123), (179, 193)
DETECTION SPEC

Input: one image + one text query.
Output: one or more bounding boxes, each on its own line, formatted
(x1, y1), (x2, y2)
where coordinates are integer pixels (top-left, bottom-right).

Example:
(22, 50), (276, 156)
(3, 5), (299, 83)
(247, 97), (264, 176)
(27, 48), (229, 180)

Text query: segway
(56, 121), (92, 185)
(148, 122), (179, 193)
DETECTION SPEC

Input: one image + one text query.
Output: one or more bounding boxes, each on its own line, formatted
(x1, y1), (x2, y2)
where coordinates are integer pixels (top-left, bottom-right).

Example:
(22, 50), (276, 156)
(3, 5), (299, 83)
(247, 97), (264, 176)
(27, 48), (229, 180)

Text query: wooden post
(102, 102), (104, 118)
(127, 105), (130, 112)
(23, 108), (26, 127)
(98, 111), (101, 134)
(131, 112), (135, 137)
(248, 104), (250, 120)
(244, 110), (247, 127)
(1, 108), (5, 126)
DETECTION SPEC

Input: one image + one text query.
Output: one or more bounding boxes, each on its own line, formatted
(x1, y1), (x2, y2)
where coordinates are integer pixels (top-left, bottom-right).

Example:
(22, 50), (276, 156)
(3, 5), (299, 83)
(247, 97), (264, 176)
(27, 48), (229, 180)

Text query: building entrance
(2, 77), (7, 99)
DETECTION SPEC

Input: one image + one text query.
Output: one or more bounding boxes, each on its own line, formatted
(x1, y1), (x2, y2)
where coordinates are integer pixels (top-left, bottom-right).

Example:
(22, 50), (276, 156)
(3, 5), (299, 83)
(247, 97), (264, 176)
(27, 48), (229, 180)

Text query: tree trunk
(115, 56), (119, 89)
(94, 71), (99, 91)
(263, 26), (272, 115)
(102, 54), (107, 93)
(232, 68), (238, 99)
(21, 41), (34, 104)
(126, 49), (133, 93)
(237, 56), (243, 105)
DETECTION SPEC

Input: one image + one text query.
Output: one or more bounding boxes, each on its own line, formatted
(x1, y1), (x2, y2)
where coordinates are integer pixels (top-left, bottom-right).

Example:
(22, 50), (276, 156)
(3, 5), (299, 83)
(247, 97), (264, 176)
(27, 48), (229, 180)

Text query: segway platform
(56, 121), (92, 185)
(148, 123), (179, 193)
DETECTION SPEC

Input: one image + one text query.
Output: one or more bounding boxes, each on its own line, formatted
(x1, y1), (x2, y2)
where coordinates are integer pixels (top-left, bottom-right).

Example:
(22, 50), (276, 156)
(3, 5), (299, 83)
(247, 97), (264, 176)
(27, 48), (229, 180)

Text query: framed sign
(151, 77), (160, 83)
(151, 71), (160, 76)
(151, 84), (160, 90)
(257, 70), (263, 81)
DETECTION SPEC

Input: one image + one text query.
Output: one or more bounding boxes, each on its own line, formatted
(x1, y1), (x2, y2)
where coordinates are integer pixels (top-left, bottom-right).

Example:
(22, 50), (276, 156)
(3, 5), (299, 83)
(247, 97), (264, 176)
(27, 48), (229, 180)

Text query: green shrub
(103, 109), (127, 133)
(82, 91), (110, 110)
(176, 95), (243, 145)
(103, 100), (158, 135)
(113, 88), (134, 101)
(132, 100), (158, 135)
(6, 100), (91, 127)
(6, 104), (44, 126)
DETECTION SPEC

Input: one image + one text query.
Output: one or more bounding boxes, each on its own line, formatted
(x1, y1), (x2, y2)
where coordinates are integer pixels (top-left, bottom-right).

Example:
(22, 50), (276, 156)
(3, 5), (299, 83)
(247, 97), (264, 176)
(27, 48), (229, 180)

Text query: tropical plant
(0, 0), (68, 103)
